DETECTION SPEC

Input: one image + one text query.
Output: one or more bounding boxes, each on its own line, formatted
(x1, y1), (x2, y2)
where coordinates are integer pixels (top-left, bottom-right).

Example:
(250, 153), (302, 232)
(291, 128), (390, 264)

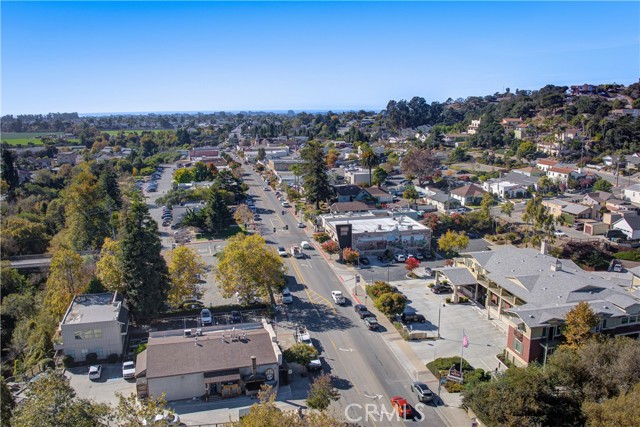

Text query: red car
(390, 396), (413, 419)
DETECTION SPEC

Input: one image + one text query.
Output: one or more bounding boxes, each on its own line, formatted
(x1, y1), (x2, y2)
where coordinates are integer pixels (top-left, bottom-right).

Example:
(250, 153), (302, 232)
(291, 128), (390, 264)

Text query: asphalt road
(241, 165), (447, 427)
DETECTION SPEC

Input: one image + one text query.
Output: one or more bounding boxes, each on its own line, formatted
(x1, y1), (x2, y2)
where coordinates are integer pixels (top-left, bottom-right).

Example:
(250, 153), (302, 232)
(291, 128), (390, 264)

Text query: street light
(437, 299), (445, 339)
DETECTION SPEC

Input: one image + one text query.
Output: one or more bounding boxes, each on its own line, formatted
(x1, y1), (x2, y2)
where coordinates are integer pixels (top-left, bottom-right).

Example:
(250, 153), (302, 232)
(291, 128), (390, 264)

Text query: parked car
(394, 254), (406, 262)
(431, 284), (452, 294)
(88, 365), (102, 381)
(358, 257), (370, 265)
(423, 267), (433, 277)
(229, 311), (242, 323)
(390, 396), (413, 419)
(467, 231), (481, 239)
(364, 317), (379, 330)
(277, 246), (288, 257)
(143, 412), (181, 426)
(263, 186), (270, 191)
(377, 255), (392, 263)
(122, 361), (136, 380)
(282, 287), (293, 304)
(554, 230), (567, 237)
(357, 309), (375, 319)
(354, 304), (368, 314)
(201, 308), (213, 326)
(411, 381), (433, 402)
(281, 201), (290, 207)
(612, 260), (623, 272)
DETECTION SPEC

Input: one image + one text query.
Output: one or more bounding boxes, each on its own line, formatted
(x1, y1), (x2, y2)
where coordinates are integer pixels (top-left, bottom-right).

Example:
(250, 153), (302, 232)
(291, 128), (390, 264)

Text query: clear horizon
(2, 1), (639, 116)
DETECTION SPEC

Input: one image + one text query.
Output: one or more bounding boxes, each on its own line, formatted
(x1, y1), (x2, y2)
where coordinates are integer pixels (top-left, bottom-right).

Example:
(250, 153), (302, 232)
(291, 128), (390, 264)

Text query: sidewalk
(314, 249), (474, 427)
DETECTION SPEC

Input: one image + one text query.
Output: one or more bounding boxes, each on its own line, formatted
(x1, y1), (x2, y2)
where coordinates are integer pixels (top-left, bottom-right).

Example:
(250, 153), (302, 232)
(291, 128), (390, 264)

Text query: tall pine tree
(98, 164), (122, 208)
(205, 188), (231, 234)
(1, 148), (20, 199)
(119, 195), (169, 320)
(300, 140), (332, 209)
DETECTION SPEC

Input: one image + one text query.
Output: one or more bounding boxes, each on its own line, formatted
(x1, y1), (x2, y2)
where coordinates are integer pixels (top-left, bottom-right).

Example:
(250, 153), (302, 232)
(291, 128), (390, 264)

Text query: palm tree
(359, 144), (378, 186)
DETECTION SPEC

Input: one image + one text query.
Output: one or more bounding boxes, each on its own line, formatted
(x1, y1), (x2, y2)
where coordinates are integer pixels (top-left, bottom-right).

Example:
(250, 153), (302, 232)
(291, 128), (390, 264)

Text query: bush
(135, 343), (147, 355)
(459, 296), (469, 304)
(614, 251), (640, 262)
(283, 343), (318, 366)
(313, 232), (330, 243)
(374, 292), (407, 316)
(39, 358), (55, 371)
(107, 353), (119, 364)
(85, 353), (98, 364)
(367, 281), (395, 299)
(445, 381), (465, 393)
(426, 357), (473, 378)
(445, 297), (452, 304)
(62, 355), (74, 368)
(427, 283), (435, 288)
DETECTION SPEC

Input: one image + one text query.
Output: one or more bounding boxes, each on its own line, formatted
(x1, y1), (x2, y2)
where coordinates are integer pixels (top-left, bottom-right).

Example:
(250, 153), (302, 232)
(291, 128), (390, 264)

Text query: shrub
(426, 357), (473, 378)
(107, 353), (119, 364)
(459, 296), (469, 303)
(39, 358), (55, 371)
(62, 355), (74, 368)
(283, 343), (318, 366)
(614, 251), (640, 262)
(445, 297), (452, 304)
(374, 293), (407, 316)
(135, 343), (147, 355)
(368, 281), (395, 299)
(313, 232), (330, 243)
(445, 381), (465, 393)
(342, 247), (360, 264)
(85, 352), (98, 364)
(427, 283), (435, 288)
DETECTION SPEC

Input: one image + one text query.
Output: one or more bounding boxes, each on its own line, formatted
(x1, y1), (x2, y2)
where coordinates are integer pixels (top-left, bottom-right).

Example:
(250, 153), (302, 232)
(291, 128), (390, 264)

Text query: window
(84, 330), (93, 339)
(621, 316), (629, 325)
(513, 338), (523, 354)
(95, 348), (104, 358)
(517, 323), (527, 333)
(93, 329), (102, 339)
(74, 332), (82, 340)
(81, 349), (89, 358)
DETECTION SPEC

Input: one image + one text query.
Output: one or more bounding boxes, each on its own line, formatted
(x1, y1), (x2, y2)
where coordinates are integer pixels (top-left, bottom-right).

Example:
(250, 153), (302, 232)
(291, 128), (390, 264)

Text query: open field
(1, 132), (64, 146)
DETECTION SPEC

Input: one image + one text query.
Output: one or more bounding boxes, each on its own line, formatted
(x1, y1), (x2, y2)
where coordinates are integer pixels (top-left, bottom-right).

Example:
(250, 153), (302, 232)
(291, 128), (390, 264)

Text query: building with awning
(433, 267), (478, 302)
(135, 319), (281, 401)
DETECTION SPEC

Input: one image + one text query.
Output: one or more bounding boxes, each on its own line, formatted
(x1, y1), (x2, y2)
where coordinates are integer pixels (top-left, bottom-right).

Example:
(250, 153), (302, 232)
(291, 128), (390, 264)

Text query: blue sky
(2, 1), (639, 115)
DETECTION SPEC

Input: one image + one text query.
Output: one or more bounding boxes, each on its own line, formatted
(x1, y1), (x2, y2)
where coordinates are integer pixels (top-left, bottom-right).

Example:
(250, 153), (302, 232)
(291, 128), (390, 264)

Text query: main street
(241, 165), (447, 427)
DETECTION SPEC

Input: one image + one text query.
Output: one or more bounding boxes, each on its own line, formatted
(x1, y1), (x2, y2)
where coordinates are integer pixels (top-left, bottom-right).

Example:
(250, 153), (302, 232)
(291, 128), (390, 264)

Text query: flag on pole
(462, 334), (469, 348)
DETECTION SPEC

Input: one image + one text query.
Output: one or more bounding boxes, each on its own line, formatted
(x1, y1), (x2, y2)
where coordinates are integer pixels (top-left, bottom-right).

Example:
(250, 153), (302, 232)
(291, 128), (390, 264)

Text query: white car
(88, 365), (102, 381)
(554, 231), (567, 237)
(297, 222), (305, 228)
(394, 254), (407, 262)
(300, 241), (311, 249)
(143, 412), (181, 426)
(122, 361), (136, 379)
(200, 308), (213, 326)
(331, 290), (345, 305)
(277, 246), (288, 257)
(281, 201), (290, 207)
(282, 287), (293, 304)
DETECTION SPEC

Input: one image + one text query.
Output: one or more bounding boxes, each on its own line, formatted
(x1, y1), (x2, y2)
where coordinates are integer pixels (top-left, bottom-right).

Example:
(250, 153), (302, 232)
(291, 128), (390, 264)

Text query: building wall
(61, 320), (124, 361)
(149, 373), (204, 401)
(624, 188), (640, 204)
(351, 228), (431, 254)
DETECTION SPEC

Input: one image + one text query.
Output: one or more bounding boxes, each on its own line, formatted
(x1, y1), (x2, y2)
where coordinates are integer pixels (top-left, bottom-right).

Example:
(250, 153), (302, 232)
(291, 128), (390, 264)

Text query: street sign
(440, 378), (446, 385)
(355, 275), (360, 283)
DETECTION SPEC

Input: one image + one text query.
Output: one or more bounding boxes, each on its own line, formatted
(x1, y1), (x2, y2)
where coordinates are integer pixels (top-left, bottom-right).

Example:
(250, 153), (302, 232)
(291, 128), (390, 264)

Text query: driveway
(65, 364), (136, 406)
(393, 279), (508, 373)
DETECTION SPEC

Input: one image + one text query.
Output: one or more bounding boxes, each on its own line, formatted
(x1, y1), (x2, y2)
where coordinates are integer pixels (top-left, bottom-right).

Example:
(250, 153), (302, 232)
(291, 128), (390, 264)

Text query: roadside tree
(374, 292), (407, 316)
(437, 230), (470, 257)
(283, 343), (318, 366)
(306, 374), (340, 411)
(341, 247), (359, 264)
(300, 141), (332, 208)
(167, 246), (206, 307)
(321, 240), (339, 259)
(405, 257), (420, 273)
(233, 204), (254, 227)
(214, 234), (285, 305)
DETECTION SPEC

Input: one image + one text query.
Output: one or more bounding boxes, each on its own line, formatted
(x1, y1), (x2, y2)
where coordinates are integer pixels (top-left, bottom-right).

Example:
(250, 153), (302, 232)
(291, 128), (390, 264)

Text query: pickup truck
(290, 246), (304, 259)
(331, 290), (345, 305)
(294, 325), (322, 370)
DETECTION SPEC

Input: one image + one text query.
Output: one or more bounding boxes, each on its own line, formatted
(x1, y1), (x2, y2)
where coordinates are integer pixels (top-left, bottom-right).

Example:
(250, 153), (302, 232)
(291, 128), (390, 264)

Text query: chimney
(540, 240), (548, 255)
(251, 355), (257, 375)
(551, 259), (562, 272)
(377, 224), (382, 230)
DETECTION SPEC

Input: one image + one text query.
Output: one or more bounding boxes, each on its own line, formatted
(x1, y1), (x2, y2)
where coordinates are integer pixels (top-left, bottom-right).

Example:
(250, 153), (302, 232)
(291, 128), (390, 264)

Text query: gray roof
(463, 246), (638, 327)
(435, 267), (477, 286)
(562, 203), (591, 215)
(329, 201), (372, 213)
(428, 192), (450, 204)
(615, 215), (640, 230)
(334, 185), (364, 197)
(62, 293), (126, 325)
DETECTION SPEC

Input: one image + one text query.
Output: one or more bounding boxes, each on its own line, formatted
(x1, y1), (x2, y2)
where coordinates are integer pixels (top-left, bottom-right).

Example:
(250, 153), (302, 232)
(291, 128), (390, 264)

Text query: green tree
(0, 217), (50, 256)
(256, 147), (266, 162)
(500, 200), (515, 217)
(480, 192), (494, 221)
(204, 188), (232, 234)
(119, 196), (169, 320)
(403, 186), (420, 203)
(192, 161), (212, 182)
(84, 276), (105, 294)
(359, 144), (378, 185)
(113, 392), (168, 427)
(167, 246), (206, 308)
(306, 374), (340, 411)
(371, 166), (388, 187)
(11, 371), (110, 427)
(214, 234), (285, 305)
(437, 230), (470, 256)
(0, 265), (30, 296)
(447, 146), (469, 163)
(516, 141), (538, 160)
(592, 178), (613, 192)
(95, 238), (125, 293)
(471, 112), (506, 149)
(44, 249), (87, 319)
(562, 301), (599, 350)
(374, 292), (407, 316)
(283, 343), (318, 366)
(1, 377), (15, 427)
(583, 382), (640, 427)
(98, 165), (122, 208)
(173, 168), (194, 183)
(400, 148), (439, 186)
(300, 141), (332, 208)
(1, 149), (19, 199)
(522, 195), (555, 245)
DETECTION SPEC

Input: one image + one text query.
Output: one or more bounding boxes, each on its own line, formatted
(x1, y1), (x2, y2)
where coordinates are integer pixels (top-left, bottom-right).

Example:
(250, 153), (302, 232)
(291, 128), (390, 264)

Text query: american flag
(462, 334), (469, 348)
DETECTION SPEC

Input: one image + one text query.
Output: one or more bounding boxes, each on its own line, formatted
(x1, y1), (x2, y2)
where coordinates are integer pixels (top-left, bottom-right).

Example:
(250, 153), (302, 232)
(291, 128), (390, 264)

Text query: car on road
(554, 230), (567, 237)
(364, 317), (379, 330)
(331, 290), (345, 305)
(300, 241), (311, 249)
(122, 361), (136, 380)
(431, 284), (452, 294)
(394, 254), (406, 262)
(263, 186), (270, 191)
(358, 257), (370, 265)
(201, 308), (213, 326)
(411, 381), (433, 402)
(390, 396), (413, 419)
(88, 365), (102, 381)
(281, 201), (290, 207)
(282, 287), (293, 304)
(297, 221), (305, 228)
(229, 310), (242, 323)
(307, 357), (322, 371)
(612, 260), (623, 272)
(277, 246), (288, 257)
(357, 309), (375, 319)
(253, 214), (261, 221)
(354, 304), (367, 314)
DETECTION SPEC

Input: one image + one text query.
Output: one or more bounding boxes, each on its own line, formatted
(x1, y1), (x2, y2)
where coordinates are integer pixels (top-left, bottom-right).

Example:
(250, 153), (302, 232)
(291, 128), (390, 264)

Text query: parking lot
(392, 279), (508, 373)
(65, 364), (136, 406)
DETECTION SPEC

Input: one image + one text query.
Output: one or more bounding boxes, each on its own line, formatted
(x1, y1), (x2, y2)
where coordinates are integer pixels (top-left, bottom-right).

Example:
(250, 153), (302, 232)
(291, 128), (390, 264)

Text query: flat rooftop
(325, 214), (428, 233)
(62, 293), (122, 325)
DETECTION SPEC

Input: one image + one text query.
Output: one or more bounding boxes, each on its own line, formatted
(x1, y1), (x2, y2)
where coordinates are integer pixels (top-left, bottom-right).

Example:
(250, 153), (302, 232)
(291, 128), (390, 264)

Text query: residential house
(536, 141), (566, 157)
(536, 159), (559, 172)
(320, 213), (431, 256)
(513, 123), (532, 140)
(625, 155), (640, 172)
(610, 109), (640, 118)
(55, 293), (129, 362)
(345, 169), (372, 186)
(56, 151), (79, 166)
(583, 191), (614, 208)
(483, 172), (538, 198)
(329, 201), (372, 214)
(612, 213), (640, 240)
(603, 155), (626, 168)
(450, 184), (487, 206)
(453, 245), (640, 366)
(267, 158), (303, 172)
(512, 166), (544, 178)
(605, 198), (632, 212)
(542, 199), (594, 220)
(364, 187), (393, 204)
(442, 133), (470, 147)
(467, 119), (481, 135)
(136, 320), (281, 401)
(333, 185), (367, 203)
(570, 84), (597, 95)
(547, 166), (574, 184)
(425, 191), (455, 213)
(189, 147), (220, 162)
(623, 183), (640, 204)
(500, 118), (523, 131)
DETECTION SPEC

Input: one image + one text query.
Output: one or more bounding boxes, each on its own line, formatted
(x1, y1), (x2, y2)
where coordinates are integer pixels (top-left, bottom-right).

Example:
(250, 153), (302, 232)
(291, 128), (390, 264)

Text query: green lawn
(1, 132), (65, 146)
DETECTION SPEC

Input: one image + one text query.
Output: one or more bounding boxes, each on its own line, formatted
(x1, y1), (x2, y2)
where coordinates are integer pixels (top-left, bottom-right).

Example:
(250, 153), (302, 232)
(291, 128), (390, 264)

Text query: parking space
(65, 363), (136, 406)
(392, 279), (508, 372)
